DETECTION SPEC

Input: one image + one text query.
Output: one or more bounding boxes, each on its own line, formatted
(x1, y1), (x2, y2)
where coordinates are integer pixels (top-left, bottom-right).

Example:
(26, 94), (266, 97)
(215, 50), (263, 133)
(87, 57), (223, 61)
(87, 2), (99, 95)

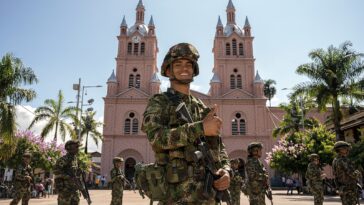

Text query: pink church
(101, 0), (306, 181)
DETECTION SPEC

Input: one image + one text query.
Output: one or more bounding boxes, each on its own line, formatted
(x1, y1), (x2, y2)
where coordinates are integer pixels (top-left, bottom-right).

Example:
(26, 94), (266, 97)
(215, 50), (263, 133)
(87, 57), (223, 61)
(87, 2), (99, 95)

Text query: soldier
(142, 43), (231, 204)
(110, 157), (125, 205)
(53, 140), (82, 205)
(245, 142), (269, 205)
(229, 159), (243, 205)
(10, 152), (33, 205)
(332, 141), (361, 205)
(305, 154), (325, 205)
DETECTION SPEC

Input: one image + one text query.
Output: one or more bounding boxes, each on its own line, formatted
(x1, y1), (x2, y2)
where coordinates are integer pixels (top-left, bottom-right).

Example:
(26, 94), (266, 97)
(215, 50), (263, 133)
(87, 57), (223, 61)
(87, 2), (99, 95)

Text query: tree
(267, 125), (335, 175)
(264, 79), (277, 107)
(80, 111), (103, 153)
(0, 53), (38, 160)
(272, 96), (319, 138)
(293, 41), (364, 140)
(28, 90), (77, 141)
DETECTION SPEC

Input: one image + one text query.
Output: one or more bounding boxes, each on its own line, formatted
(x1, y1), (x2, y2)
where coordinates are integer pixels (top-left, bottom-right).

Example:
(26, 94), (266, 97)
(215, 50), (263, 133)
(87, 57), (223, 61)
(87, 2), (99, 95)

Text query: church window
(226, 43), (231, 56)
(232, 113), (246, 135)
(140, 43), (145, 55)
(239, 43), (244, 55)
(135, 74), (141, 88)
(232, 39), (237, 55)
(237, 75), (242, 89)
(134, 43), (139, 55)
(124, 119), (131, 134)
(128, 74), (134, 88)
(127, 43), (132, 54)
(230, 74), (236, 89)
(124, 112), (139, 135)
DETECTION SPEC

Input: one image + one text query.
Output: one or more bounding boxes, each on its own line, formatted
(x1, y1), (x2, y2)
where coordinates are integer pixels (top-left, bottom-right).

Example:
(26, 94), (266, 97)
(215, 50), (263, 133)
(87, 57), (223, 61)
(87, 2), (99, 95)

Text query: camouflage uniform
(142, 43), (231, 204)
(245, 142), (268, 205)
(305, 154), (324, 205)
(10, 153), (33, 205)
(110, 157), (124, 205)
(54, 140), (81, 205)
(229, 159), (243, 205)
(332, 141), (360, 205)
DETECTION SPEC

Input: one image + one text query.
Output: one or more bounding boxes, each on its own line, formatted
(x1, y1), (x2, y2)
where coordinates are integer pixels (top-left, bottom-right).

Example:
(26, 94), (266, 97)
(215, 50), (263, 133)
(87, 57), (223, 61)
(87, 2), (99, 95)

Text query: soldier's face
(168, 59), (194, 83)
(23, 157), (30, 165)
(115, 161), (122, 168)
(313, 158), (319, 165)
(67, 144), (79, 155)
(338, 147), (348, 156)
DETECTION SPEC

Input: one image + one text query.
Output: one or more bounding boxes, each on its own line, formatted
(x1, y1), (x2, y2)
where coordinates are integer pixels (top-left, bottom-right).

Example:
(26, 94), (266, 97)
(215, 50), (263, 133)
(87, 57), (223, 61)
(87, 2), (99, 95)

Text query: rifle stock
(176, 102), (231, 205)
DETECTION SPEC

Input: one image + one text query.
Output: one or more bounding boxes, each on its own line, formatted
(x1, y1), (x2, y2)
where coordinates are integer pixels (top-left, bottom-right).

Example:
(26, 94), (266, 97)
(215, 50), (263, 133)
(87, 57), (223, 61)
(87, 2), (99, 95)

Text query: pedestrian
(101, 176), (106, 188)
(305, 153), (325, 205)
(142, 43), (232, 204)
(286, 177), (293, 195)
(229, 159), (243, 205)
(10, 152), (33, 205)
(54, 140), (83, 205)
(281, 176), (286, 187)
(245, 142), (270, 205)
(110, 157), (125, 205)
(332, 141), (361, 205)
(95, 176), (100, 189)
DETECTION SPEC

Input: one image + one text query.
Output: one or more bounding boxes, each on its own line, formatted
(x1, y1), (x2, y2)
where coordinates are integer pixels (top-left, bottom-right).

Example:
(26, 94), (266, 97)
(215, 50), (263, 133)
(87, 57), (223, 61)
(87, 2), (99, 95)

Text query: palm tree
(80, 111), (103, 153)
(0, 53), (38, 160)
(264, 79), (277, 107)
(273, 96), (319, 138)
(28, 90), (77, 141)
(293, 41), (364, 140)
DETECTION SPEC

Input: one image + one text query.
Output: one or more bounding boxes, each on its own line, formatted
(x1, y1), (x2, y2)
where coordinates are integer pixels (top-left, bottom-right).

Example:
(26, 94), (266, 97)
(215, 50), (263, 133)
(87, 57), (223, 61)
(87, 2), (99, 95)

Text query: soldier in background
(245, 142), (269, 205)
(110, 157), (125, 205)
(332, 141), (361, 205)
(142, 43), (231, 204)
(229, 159), (243, 205)
(10, 152), (33, 205)
(54, 140), (81, 205)
(305, 153), (325, 205)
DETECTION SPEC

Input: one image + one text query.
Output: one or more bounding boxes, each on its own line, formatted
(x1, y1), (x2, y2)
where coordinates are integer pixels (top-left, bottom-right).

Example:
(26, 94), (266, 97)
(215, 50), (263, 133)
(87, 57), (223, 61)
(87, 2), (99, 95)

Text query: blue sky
(1, 0), (364, 150)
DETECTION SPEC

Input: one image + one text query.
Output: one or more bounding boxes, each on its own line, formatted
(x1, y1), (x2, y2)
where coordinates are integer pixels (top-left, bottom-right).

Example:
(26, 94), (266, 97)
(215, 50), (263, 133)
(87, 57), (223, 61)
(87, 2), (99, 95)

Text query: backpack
(134, 162), (167, 204)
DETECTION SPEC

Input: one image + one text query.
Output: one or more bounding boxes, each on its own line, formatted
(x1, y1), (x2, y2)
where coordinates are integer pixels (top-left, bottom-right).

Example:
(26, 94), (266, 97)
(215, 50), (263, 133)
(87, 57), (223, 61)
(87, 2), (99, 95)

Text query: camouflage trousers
(229, 188), (241, 205)
(339, 186), (358, 205)
(10, 189), (31, 205)
(309, 183), (323, 205)
(57, 190), (80, 205)
(110, 187), (123, 205)
(248, 192), (265, 205)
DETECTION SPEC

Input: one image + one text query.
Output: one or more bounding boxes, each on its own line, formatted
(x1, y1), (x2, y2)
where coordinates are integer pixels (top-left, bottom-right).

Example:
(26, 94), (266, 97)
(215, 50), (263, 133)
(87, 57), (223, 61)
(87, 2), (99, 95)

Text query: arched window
(132, 118), (138, 134)
(128, 74), (134, 88)
(237, 75), (242, 89)
(239, 43), (244, 56)
(135, 74), (141, 88)
(133, 43), (139, 55)
(124, 119), (131, 134)
(232, 39), (237, 56)
(140, 43), (145, 55)
(230, 75), (236, 89)
(124, 112), (138, 135)
(127, 43), (132, 54)
(232, 113), (246, 135)
(226, 43), (231, 56)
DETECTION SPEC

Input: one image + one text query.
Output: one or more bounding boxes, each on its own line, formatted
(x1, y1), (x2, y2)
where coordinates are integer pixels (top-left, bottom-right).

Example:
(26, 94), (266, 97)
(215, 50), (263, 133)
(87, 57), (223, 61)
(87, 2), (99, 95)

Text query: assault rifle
(67, 169), (92, 204)
(266, 187), (273, 205)
(176, 102), (232, 205)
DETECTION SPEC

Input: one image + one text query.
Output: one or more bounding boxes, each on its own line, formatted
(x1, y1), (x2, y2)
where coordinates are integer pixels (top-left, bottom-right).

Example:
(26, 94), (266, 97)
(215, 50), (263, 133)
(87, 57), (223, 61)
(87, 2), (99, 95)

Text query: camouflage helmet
(65, 139), (81, 150)
(333, 141), (351, 152)
(161, 43), (200, 77)
(309, 153), (319, 161)
(247, 142), (263, 154)
(113, 157), (124, 164)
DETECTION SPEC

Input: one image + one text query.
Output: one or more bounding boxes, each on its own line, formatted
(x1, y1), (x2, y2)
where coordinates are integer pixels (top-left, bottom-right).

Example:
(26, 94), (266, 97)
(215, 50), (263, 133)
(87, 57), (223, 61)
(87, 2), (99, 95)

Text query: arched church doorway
(124, 157), (136, 189)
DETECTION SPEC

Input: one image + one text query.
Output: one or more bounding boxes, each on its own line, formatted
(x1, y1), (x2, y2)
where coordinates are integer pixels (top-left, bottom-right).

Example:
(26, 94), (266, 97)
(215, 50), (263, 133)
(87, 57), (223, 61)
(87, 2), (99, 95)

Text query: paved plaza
(1, 190), (362, 205)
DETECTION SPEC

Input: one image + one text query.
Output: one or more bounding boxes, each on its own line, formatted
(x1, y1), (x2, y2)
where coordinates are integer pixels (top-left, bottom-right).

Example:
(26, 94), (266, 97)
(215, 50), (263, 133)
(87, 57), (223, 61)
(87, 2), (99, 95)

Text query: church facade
(101, 0), (290, 180)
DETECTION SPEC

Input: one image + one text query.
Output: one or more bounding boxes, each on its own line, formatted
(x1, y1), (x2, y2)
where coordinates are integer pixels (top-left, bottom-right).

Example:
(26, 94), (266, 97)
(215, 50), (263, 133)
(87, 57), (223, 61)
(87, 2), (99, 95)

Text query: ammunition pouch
(54, 178), (64, 191)
(135, 163), (167, 202)
(166, 159), (188, 183)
